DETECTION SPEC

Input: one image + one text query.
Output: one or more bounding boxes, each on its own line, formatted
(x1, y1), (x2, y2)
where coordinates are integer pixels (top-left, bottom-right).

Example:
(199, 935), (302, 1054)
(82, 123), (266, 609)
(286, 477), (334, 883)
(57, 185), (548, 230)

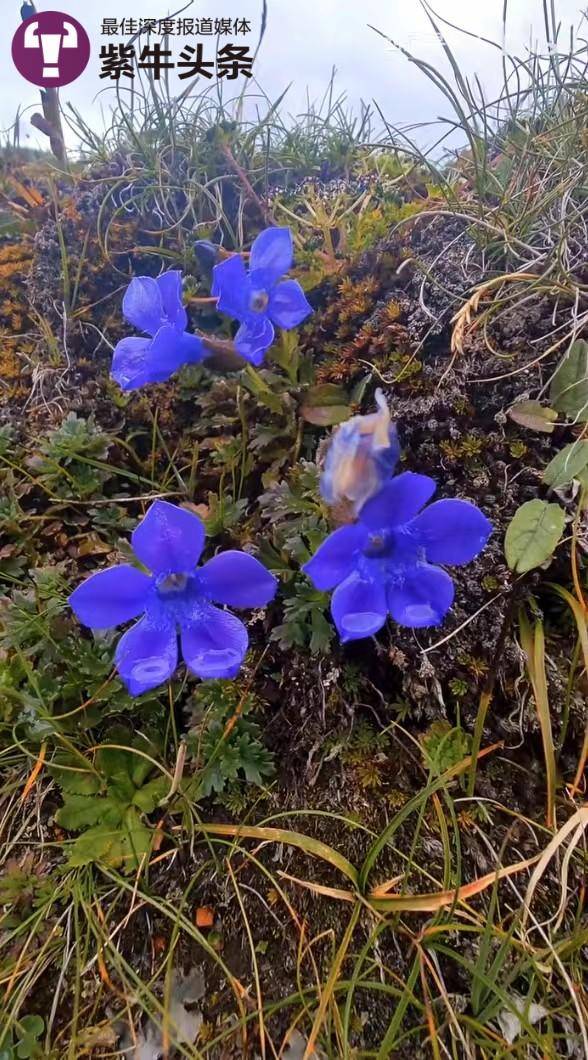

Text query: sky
(0, 0), (585, 154)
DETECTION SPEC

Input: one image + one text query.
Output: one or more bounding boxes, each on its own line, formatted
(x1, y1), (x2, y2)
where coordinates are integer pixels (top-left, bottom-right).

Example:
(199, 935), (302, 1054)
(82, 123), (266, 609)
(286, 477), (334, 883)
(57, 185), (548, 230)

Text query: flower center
(157, 572), (189, 595)
(149, 572), (206, 627)
(363, 531), (391, 558)
(250, 289), (269, 313)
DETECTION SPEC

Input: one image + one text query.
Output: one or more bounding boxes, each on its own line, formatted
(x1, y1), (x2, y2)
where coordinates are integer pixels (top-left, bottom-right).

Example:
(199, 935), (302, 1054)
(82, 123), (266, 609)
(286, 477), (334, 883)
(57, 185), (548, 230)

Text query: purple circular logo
(12, 11), (90, 89)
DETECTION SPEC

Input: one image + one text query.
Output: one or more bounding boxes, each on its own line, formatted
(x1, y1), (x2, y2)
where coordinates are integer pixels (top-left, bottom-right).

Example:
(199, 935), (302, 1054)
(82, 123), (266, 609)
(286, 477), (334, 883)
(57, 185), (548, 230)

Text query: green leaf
(56, 794), (120, 831)
(96, 746), (133, 778)
(507, 400), (558, 433)
(67, 823), (120, 868)
(132, 776), (168, 812)
(421, 721), (471, 776)
(50, 757), (101, 796)
(55, 737), (165, 870)
(244, 364), (284, 413)
(235, 733), (275, 786)
(108, 774), (137, 805)
(543, 440), (588, 488)
(17, 1017), (43, 1044)
(67, 812), (152, 871)
(118, 807), (152, 868)
(301, 384), (350, 426)
(130, 753), (155, 788)
(309, 610), (334, 654)
(550, 340), (588, 421)
(270, 329), (300, 383)
(505, 500), (565, 573)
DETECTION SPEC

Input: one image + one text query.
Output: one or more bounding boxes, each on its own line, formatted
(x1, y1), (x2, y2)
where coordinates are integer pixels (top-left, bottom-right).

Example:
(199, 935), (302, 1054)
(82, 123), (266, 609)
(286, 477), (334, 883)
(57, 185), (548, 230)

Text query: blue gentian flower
(321, 389), (400, 513)
(304, 472), (492, 641)
(111, 271), (207, 391)
(211, 227), (312, 365)
(69, 500), (277, 695)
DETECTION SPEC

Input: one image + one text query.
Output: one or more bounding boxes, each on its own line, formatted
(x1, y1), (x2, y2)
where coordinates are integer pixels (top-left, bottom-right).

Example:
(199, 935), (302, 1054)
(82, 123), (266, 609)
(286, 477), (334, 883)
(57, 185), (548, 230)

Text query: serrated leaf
(67, 823), (120, 867)
(543, 440), (588, 488)
(505, 500), (565, 573)
(244, 364), (284, 413)
(130, 753), (155, 787)
(132, 775), (168, 812)
(51, 766), (101, 796)
(235, 734), (275, 786)
(507, 400), (557, 433)
(108, 774), (136, 805)
(117, 807), (152, 868)
(550, 340), (588, 421)
(56, 794), (120, 831)
(66, 811), (152, 871)
(309, 610), (334, 654)
(96, 746), (132, 778)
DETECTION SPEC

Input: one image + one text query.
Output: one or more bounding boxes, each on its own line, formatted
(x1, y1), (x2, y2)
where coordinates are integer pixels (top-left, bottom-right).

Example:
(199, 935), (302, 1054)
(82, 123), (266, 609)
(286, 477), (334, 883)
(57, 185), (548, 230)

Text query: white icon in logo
(23, 19), (78, 79)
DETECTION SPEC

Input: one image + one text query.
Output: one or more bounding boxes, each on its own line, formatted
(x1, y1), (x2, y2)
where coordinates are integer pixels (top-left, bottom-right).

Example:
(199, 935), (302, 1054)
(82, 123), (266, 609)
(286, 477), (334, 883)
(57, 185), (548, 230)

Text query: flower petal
(122, 276), (164, 336)
(111, 337), (154, 391)
(110, 328), (204, 391)
(211, 254), (251, 320)
(132, 500), (205, 575)
(359, 472), (437, 530)
(409, 499), (492, 565)
(249, 227), (293, 286)
(69, 565), (151, 629)
(331, 570), (387, 643)
(387, 564), (454, 628)
(199, 551), (277, 608)
(303, 525), (368, 591)
(181, 606), (248, 679)
(115, 617), (178, 695)
(156, 270), (187, 330)
(146, 324), (198, 379)
(268, 279), (312, 329)
(234, 316), (275, 365)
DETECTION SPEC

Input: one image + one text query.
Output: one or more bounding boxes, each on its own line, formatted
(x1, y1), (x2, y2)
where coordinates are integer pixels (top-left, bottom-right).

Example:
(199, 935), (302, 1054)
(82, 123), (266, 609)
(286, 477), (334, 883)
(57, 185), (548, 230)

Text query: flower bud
(320, 389), (400, 513)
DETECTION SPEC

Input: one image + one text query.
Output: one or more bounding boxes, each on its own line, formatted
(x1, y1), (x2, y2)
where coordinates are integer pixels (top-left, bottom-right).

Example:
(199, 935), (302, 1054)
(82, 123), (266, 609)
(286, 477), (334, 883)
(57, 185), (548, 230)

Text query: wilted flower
(304, 472), (491, 641)
(69, 500), (277, 695)
(320, 389), (400, 513)
(211, 227), (312, 365)
(111, 271), (207, 391)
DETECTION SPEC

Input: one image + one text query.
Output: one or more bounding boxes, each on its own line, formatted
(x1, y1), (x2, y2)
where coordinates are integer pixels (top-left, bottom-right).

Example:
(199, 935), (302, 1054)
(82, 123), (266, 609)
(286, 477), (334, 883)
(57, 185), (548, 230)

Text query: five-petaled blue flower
(304, 472), (492, 641)
(69, 500), (277, 695)
(321, 388), (400, 513)
(111, 271), (207, 391)
(211, 227), (312, 365)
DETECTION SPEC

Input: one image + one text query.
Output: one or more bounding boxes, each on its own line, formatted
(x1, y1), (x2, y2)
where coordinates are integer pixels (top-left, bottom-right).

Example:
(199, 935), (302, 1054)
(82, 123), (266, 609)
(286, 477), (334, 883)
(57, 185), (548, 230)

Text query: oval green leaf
(543, 440), (588, 488)
(505, 499), (565, 573)
(550, 340), (588, 421)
